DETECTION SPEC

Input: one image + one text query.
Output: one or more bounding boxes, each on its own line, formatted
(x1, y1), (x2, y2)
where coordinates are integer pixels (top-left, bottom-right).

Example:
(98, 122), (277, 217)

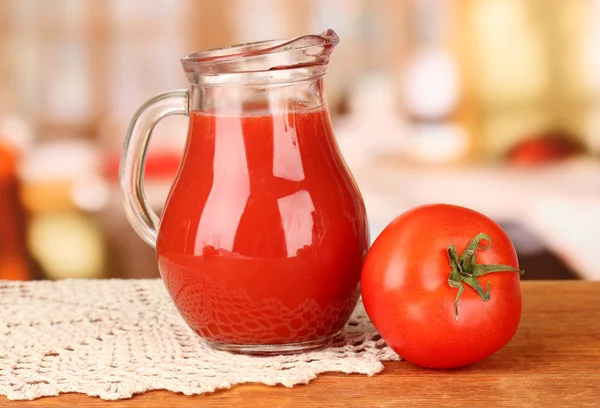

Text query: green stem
(447, 233), (524, 322)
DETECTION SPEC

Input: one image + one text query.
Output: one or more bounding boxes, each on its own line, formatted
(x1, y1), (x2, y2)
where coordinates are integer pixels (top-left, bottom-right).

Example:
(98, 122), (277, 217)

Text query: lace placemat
(0, 279), (399, 400)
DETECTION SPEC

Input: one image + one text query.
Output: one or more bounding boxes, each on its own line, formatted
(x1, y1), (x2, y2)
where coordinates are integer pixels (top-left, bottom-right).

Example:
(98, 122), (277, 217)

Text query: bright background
(1, 0), (599, 281)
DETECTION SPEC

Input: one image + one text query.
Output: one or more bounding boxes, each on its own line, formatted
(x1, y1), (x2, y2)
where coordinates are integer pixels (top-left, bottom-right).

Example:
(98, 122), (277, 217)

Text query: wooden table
(3, 281), (600, 407)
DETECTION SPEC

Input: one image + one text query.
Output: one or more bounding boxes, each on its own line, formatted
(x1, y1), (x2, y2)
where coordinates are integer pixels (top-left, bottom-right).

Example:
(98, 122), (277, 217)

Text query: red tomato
(361, 204), (523, 369)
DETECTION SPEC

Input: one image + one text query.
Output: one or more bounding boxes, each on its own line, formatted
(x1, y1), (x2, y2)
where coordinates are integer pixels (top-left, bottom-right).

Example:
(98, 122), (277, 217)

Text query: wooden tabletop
(4, 280), (600, 407)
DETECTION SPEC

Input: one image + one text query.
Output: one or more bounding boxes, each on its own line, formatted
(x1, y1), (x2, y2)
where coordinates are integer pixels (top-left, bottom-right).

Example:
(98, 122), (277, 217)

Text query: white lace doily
(0, 279), (399, 400)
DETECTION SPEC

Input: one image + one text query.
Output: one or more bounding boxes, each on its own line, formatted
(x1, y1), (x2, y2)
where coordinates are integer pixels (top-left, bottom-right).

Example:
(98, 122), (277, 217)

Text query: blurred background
(1, 0), (600, 282)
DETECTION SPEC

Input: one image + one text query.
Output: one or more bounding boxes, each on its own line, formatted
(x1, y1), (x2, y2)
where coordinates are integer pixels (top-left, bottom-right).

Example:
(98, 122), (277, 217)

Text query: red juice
(156, 106), (369, 346)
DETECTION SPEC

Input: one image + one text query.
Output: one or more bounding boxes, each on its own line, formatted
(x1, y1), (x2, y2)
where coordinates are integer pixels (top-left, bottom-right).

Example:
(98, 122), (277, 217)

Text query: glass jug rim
(180, 29), (339, 82)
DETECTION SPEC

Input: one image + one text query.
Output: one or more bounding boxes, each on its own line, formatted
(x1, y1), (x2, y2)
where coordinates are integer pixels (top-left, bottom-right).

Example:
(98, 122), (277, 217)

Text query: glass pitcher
(120, 30), (369, 355)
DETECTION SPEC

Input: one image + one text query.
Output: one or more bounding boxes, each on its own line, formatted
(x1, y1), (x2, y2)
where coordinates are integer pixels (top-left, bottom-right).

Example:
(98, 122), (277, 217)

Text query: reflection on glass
(277, 190), (315, 258)
(272, 109), (305, 182)
(194, 116), (250, 254)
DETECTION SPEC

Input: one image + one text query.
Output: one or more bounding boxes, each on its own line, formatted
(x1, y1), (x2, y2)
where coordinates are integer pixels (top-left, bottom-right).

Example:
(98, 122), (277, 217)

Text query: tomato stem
(447, 233), (524, 322)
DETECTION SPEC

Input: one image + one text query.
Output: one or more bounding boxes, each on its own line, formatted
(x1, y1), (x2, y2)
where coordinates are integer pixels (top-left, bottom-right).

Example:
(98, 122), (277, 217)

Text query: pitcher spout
(180, 29), (339, 85)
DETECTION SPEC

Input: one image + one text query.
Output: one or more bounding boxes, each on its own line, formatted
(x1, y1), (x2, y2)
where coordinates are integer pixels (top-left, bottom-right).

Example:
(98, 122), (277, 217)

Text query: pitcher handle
(119, 90), (188, 248)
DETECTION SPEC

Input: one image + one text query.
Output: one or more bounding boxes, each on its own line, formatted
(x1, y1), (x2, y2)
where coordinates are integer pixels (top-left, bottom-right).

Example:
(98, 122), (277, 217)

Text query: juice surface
(157, 106), (369, 345)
